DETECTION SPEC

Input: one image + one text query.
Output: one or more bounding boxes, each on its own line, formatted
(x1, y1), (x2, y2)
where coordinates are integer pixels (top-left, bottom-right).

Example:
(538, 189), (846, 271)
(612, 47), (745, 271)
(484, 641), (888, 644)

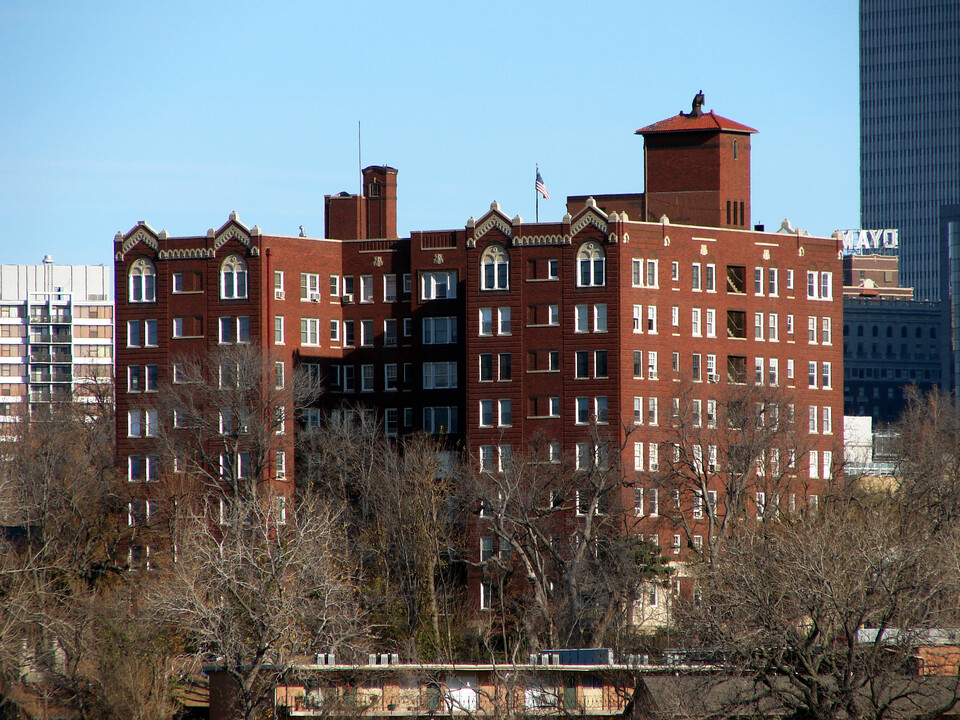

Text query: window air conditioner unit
(708, 374), (719, 383)
(309, 292), (320, 302)
(275, 290), (285, 300)
(342, 293), (354, 304)
(314, 653), (336, 666)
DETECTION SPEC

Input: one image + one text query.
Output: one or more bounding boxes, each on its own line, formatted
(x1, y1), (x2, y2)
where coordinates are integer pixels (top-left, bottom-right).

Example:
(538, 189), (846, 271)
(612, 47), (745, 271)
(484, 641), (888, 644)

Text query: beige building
(0, 256), (113, 420)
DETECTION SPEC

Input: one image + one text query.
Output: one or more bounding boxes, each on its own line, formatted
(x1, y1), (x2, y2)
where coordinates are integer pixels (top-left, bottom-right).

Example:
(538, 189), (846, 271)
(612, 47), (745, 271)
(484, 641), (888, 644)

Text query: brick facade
(114, 107), (842, 587)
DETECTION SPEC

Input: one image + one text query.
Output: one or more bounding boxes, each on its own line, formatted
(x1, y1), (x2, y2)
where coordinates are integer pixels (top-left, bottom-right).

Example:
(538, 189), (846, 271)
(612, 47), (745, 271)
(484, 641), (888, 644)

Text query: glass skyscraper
(860, 0), (960, 303)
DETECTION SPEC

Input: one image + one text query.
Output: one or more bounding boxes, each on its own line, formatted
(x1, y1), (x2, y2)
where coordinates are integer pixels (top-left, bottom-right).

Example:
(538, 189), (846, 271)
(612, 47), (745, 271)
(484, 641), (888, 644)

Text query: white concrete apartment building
(0, 257), (113, 420)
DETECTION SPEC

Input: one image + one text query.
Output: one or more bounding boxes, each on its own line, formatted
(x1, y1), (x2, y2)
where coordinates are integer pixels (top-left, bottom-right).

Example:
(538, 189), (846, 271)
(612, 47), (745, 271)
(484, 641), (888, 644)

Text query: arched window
(576, 241), (605, 287)
(128, 258), (156, 303)
(220, 254), (248, 300)
(480, 245), (509, 290)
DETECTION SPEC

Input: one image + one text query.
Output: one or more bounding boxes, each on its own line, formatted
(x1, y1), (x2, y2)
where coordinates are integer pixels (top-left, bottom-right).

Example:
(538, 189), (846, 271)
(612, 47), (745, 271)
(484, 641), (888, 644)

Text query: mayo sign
(840, 229), (899, 255)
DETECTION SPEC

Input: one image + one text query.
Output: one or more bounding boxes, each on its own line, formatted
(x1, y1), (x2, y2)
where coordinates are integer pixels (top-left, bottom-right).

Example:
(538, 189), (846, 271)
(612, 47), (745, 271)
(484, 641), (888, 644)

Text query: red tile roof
(636, 111), (757, 135)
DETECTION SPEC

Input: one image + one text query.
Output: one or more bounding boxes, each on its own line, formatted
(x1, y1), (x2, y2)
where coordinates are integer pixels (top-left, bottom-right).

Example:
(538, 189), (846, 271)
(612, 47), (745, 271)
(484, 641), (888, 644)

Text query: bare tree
(148, 341), (317, 505)
(146, 490), (367, 720)
(893, 387), (960, 535)
(466, 429), (669, 657)
(0, 394), (184, 720)
(299, 410), (466, 660)
(673, 491), (960, 720)
(654, 381), (827, 567)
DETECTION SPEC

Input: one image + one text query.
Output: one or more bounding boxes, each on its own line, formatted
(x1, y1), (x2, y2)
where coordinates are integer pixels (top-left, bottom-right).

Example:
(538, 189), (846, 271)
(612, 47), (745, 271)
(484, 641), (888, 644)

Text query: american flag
(536, 170), (550, 200)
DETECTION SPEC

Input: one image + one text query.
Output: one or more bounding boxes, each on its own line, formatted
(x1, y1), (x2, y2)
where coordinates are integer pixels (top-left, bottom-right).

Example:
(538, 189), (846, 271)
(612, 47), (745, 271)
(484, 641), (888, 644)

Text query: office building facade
(860, 0), (960, 303)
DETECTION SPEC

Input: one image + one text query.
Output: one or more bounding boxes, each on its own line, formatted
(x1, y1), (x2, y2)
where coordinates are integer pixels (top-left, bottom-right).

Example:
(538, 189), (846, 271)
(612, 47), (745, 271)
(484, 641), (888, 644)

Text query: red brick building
(114, 100), (842, 579)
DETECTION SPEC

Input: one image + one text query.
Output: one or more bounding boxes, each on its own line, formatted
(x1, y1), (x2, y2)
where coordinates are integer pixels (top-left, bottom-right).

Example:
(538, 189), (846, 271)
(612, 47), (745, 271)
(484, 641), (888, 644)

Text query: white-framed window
(498, 399), (512, 427)
(300, 272), (321, 301)
(671, 261), (679, 281)
(498, 307), (511, 335)
(808, 316), (817, 344)
(576, 241), (605, 287)
(823, 405), (833, 434)
(809, 450), (820, 479)
(329, 274), (340, 297)
(479, 399), (494, 427)
(384, 363), (398, 391)
(359, 274), (374, 303)
(705, 264), (716, 292)
(648, 443), (659, 471)
(479, 308), (493, 336)
(786, 269), (794, 290)
(769, 313), (778, 341)
(632, 259), (642, 287)
(384, 408), (398, 436)
(422, 271), (457, 300)
(595, 396), (608, 423)
(633, 304), (642, 333)
(547, 258), (559, 279)
(634, 442), (644, 471)
(383, 274), (397, 302)
(648, 352), (658, 380)
(343, 320), (355, 346)
(575, 396), (589, 424)
(691, 263), (702, 291)
(499, 353), (511, 380)
(575, 305), (589, 332)
(360, 319), (374, 347)
(423, 316), (457, 344)
(823, 450), (833, 479)
(423, 361), (458, 389)
(808, 361), (817, 388)
(127, 320), (141, 348)
(647, 305), (658, 333)
(329, 319), (340, 343)
(548, 396), (560, 417)
(692, 308), (702, 337)
(822, 317), (832, 345)
(787, 358), (795, 379)
(769, 358), (779, 386)
(820, 272), (833, 300)
(755, 312), (764, 340)
(361, 364), (374, 392)
(809, 405), (818, 433)
(768, 268), (778, 296)
(754, 267), (764, 295)
(128, 258), (157, 303)
(648, 397), (658, 426)
(383, 318), (397, 346)
(547, 304), (559, 325)
(274, 270), (284, 299)
(275, 451), (286, 479)
(127, 409), (142, 437)
(301, 318), (320, 346)
(706, 308), (716, 337)
(274, 361), (285, 390)
(755, 357), (764, 384)
(342, 275), (354, 299)
(634, 396), (643, 424)
(480, 244), (510, 290)
(594, 304), (607, 332)
(822, 361), (832, 389)
(220, 254), (248, 300)
(423, 406), (457, 434)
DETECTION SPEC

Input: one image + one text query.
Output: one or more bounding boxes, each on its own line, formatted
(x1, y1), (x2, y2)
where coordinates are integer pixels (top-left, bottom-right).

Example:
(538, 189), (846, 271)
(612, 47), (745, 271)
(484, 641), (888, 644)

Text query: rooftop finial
(689, 90), (705, 118)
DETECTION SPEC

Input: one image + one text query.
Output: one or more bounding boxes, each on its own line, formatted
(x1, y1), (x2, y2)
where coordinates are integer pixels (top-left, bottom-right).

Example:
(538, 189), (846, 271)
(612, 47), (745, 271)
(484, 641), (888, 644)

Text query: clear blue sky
(0, 1), (858, 268)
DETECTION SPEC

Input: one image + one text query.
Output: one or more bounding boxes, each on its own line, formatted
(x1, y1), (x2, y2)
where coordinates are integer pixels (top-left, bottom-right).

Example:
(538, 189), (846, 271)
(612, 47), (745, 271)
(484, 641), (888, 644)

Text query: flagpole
(536, 164), (539, 223)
